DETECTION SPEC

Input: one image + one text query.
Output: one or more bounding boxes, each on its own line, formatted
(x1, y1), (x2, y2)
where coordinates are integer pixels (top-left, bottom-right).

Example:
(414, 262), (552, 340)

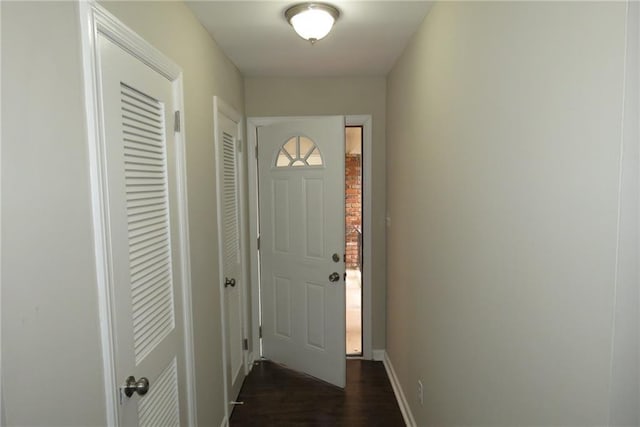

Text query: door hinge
(255, 143), (258, 159)
(257, 236), (260, 250)
(174, 110), (181, 132)
(243, 338), (248, 350)
(237, 138), (243, 153)
(259, 325), (263, 339)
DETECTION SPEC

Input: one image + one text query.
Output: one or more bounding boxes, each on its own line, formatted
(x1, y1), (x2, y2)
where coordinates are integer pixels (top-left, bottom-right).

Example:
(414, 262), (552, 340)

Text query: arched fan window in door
(275, 136), (324, 168)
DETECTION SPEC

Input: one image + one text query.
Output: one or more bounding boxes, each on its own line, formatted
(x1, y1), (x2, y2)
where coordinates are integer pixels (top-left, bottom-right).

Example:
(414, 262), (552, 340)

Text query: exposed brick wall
(345, 154), (362, 269)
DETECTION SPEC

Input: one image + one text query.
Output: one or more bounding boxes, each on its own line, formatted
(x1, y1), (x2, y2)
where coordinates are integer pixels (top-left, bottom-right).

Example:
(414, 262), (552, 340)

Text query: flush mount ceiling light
(285, 3), (340, 44)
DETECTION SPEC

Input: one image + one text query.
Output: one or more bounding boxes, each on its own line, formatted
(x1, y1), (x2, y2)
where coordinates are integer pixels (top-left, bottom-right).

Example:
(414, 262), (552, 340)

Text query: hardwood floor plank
(230, 359), (405, 426)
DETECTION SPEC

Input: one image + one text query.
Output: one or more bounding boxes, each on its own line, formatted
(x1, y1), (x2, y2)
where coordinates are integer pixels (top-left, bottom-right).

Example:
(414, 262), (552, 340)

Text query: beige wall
(244, 77), (387, 350)
(386, 1), (636, 425)
(2, 1), (243, 425)
(1, 2), (106, 425)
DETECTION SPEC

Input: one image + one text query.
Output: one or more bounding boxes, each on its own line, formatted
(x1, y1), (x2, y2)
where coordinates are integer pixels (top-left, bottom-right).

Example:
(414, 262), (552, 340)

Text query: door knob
(332, 253), (340, 262)
(123, 376), (150, 397)
(329, 272), (340, 282)
(225, 277), (236, 288)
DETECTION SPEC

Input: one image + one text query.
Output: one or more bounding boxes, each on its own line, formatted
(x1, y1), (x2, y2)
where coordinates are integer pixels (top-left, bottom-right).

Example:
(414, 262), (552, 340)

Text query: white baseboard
(382, 351), (417, 427)
(372, 349), (385, 361)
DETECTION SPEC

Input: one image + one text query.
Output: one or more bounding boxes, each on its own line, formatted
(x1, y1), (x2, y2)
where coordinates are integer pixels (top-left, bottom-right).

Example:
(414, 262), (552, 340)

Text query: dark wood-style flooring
(230, 359), (405, 426)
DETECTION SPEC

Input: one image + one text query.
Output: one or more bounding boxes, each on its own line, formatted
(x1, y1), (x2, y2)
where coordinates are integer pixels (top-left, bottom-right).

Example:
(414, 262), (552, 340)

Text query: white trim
(89, 5), (179, 81)
(372, 349), (386, 362)
(383, 351), (417, 427)
(79, 3), (197, 426)
(247, 118), (261, 356)
(213, 98), (230, 424)
(247, 115), (374, 359)
(174, 76), (199, 427)
(219, 414), (229, 427)
(79, 4), (118, 424)
(213, 96), (247, 422)
(247, 351), (256, 369)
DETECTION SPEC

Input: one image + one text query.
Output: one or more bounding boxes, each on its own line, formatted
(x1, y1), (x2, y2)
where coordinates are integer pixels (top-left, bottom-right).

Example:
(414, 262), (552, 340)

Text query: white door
(99, 33), (187, 426)
(258, 117), (346, 387)
(214, 108), (246, 410)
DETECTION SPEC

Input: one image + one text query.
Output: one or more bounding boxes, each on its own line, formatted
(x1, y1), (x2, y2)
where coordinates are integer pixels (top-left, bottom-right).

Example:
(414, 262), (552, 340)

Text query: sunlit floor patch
(346, 268), (361, 355)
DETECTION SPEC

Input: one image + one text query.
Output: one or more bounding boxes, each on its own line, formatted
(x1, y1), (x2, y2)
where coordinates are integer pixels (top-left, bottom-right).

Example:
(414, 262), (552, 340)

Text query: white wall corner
(382, 351), (417, 427)
(372, 349), (386, 361)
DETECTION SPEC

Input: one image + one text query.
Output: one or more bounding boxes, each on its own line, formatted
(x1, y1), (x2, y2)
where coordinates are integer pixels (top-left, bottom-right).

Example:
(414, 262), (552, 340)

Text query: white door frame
(79, 3), (197, 425)
(213, 96), (250, 421)
(247, 115), (373, 361)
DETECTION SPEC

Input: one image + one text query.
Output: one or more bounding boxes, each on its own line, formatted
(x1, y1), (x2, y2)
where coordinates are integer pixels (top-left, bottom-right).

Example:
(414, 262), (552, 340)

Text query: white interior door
(258, 117), (346, 387)
(215, 108), (246, 410)
(99, 33), (187, 426)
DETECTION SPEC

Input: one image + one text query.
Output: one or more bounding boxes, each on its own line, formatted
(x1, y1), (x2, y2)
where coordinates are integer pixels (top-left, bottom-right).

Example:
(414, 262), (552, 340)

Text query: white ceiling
(185, 1), (434, 77)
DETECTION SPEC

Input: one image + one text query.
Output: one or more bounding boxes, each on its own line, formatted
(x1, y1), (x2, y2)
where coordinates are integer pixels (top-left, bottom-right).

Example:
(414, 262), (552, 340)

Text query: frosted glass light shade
(285, 3), (340, 43)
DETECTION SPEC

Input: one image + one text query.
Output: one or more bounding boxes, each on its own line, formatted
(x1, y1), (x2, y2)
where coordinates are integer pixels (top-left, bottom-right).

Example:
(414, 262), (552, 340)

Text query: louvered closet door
(98, 34), (187, 426)
(217, 113), (245, 409)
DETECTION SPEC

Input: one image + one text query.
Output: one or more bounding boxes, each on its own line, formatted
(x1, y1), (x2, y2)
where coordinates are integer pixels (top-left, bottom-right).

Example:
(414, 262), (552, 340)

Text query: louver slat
(222, 132), (239, 269)
(121, 83), (175, 365)
(138, 358), (180, 427)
